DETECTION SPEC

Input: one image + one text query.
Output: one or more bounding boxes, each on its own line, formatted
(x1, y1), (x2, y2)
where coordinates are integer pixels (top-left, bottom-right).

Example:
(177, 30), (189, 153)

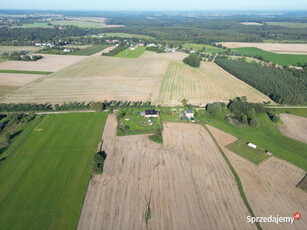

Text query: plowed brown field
(77, 115), (254, 230)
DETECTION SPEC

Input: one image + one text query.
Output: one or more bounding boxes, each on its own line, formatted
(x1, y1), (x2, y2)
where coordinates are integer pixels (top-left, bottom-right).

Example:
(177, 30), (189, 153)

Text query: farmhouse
(183, 109), (194, 118)
(63, 48), (71, 53)
(247, 142), (257, 149)
(142, 110), (159, 118)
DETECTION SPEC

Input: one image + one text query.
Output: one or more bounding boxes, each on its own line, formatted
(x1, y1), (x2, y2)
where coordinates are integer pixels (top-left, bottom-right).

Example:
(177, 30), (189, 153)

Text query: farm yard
(278, 113), (307, 144)
(156, 61), (273, 105)
(78, 115), (254, 230)
(208, 125), (307, 230)
(0, 112), (108, 230)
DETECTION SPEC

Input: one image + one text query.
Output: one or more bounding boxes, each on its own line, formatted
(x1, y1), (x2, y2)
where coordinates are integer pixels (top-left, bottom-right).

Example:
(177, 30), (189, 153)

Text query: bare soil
(0, 73), (44, 86)
(78, 115), (254, 230)
(220, 42), (307, 54)
(207, 125), (307, 230)
(0, 54), (87, 72)
(279, 114), (307, 144)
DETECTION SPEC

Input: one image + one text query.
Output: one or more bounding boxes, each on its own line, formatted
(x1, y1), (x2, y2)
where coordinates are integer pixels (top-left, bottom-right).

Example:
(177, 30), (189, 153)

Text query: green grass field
(115, 47), (146, 58)
(68, 44), (110, 56)
(227, 139), (270, 164)
(198, 111), (307, 170)
(105, 33), (153, 39)
(0, 70), (53, 75)
(118, 109), (162, 136)
(0, 112), (107, 230)
(13, 22), (52, 28)
(266, 22), (307, 28)
(182, 43), (225, 53)
(14, 21), (102, 29)
(232, 47), (307, 66)
(274, 108), (307, 118)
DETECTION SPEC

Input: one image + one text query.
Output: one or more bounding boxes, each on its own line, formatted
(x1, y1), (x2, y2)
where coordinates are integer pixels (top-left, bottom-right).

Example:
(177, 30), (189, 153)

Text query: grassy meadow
(227, 139), (270, 164)
(182, 43), (225, 53)
(0, 70), (53, 75)
(0, 112), (107, 230)
(266, 22), (307, 28)
(115, 47), (146, 58)
(232, 47), (307, 66)
(198, 111), (307, 171)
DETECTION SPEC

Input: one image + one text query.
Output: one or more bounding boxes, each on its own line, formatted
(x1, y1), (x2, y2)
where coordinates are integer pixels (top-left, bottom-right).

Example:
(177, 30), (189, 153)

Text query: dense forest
(215, 58), (307, 105)
(1, 11), (307, 45)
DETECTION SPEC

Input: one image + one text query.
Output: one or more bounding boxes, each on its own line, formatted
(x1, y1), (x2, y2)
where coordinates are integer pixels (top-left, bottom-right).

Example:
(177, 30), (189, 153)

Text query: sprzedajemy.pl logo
(247, 212), (301, 225)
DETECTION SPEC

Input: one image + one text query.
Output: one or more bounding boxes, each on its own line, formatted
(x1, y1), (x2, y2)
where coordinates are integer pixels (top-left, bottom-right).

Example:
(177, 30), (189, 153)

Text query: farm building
(142, 110), (159, 118)
(63, 48), (71, 53)
(183, 110), (194, 119)
(247, 143), (257, 149)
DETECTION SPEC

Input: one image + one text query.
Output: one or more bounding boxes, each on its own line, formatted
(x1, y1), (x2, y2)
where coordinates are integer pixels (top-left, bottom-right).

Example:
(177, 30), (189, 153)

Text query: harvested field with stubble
(78, 115), (255, 230)
(207, 125), (307, 230)
(0, 53), (170, 103)
(279, 114), (307, 144)
(0, 51), (272, 105)
(220, 42), (307, 55)
(157, 61), (273, 106)
(0, 54), (87, 72)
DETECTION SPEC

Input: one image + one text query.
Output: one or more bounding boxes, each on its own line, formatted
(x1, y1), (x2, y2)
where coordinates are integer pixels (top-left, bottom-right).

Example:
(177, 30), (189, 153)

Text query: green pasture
(68, 44), (110, 56)
(0, 70), (52, 75)
(115, 47), (146, 58)
(0, 112), (107, 230)
(182, 43), (225, 53)
(232, 47), (307, 66)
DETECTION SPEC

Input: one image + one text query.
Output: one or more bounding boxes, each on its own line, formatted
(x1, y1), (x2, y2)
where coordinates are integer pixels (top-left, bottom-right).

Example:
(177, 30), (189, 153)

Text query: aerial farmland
(0, 6), (307, 230)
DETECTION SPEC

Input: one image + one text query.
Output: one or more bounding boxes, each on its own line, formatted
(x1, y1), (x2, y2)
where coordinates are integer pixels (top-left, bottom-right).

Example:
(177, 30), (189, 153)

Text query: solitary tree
(181, 98), (188, 106)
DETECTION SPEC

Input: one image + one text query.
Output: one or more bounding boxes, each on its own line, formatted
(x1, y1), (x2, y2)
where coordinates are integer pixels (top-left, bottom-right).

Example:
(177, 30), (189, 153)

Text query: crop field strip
(157, 61), (273, 105)
(0, 53), (170, 103)
(0, 112), (108, 230)
(231, 47), (307, 66)
(208, 125), (307, 230)
(0, 70), (53, 75)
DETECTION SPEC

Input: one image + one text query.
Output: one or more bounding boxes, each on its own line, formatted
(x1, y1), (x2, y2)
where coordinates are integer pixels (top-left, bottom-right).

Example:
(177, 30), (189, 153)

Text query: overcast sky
(1, 0), (307, 11)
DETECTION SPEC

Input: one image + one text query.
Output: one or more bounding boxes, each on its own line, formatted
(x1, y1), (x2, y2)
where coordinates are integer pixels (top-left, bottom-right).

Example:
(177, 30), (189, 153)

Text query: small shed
(247, 143), (257, 149)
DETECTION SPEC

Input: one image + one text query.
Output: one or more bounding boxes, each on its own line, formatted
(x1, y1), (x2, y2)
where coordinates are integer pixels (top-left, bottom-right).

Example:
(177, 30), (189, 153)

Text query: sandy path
(78, 116), (254, 230)
(207, 125), (307, 230)
(279, 114), (307, 144)
(220, 42), (307, 55)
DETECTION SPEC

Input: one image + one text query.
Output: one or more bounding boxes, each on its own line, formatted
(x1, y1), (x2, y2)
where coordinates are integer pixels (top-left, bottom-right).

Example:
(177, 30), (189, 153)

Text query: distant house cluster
(35, 42), (55, 48)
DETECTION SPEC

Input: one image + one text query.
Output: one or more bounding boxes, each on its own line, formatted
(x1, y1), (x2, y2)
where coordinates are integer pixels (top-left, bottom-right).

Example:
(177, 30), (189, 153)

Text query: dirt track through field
(78, 115), (254, 230)
(220, 42), (307, 54)
(207, 125), (307, 230)
(279, 114), (307, 144)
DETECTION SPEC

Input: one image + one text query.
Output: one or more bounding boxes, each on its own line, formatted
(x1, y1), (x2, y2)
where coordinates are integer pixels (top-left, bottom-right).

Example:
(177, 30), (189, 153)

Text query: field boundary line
(204, 125), (262, 230)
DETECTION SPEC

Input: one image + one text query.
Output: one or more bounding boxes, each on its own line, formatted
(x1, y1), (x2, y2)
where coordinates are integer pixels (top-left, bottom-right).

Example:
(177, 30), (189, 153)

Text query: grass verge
(205, 125), (262, 230)
(0, 70), (53, 75)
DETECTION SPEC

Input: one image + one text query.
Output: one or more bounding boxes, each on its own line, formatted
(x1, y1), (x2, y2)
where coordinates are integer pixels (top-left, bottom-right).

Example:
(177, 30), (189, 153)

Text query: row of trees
(2, 52), (43, 61)
(215, 58), (307, 105)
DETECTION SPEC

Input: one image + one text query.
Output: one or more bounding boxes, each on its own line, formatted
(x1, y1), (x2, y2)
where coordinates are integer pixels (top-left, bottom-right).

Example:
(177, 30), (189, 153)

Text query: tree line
(215, 58), (307, 105)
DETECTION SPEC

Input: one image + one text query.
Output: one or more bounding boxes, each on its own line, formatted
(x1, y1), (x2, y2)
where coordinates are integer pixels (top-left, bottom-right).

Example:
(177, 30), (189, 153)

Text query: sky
(1, 0), (307, 11)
